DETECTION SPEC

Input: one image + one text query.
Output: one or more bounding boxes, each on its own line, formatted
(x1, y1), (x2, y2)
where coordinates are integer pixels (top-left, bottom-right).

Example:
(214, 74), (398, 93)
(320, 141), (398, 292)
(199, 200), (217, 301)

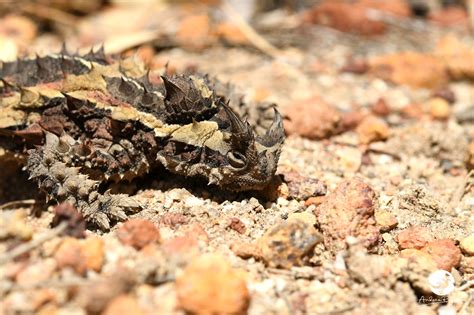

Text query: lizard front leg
(26, 132), (140, 230)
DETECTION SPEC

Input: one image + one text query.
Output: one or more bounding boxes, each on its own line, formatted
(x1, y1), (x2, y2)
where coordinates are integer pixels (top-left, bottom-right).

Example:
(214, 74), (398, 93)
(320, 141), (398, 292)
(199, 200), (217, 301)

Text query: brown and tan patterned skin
(0, 48), (285, 229)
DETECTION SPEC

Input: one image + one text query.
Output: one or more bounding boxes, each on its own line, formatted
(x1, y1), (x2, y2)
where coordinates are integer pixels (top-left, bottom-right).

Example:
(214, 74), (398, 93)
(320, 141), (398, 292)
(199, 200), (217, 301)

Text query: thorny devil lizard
(0, 47), (285, 229)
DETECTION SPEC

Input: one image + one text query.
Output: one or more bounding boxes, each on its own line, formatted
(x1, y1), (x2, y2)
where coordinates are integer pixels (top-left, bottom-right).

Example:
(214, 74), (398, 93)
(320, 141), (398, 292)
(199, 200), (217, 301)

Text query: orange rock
(429, 6), (469, 29)
(305, 0), (410, 35)
(81, 236), (105, 272)
(231, 241), (263, 260)
(54, 237), (87, 275)
(316, 178), (380, 252)
(369, 52), (448, 89)
(435, 35), (474, 81)
(176, 254), (250, 315)
(358, 0), (411, 17)
(117, 219), (160, 250)
(421, 239), (462, 271)
(176, 14), (215, 50)
(215, 22), (249, 45)
(400, 103), (425, 119)
(356, 115), (390, 144)
(397, 226), (433, 250)
(103, 294), (145, 315)
(0, 15), (37, 44)
(304, 196), (326, 207)
(284, 96), (342, 140)
(304, 1), (386, 35)
(428, 97), (451, 120)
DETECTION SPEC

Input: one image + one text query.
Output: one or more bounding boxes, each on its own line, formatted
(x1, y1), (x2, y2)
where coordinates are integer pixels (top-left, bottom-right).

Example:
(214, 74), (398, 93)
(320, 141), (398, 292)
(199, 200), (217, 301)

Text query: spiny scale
(0, 47), (285, 230)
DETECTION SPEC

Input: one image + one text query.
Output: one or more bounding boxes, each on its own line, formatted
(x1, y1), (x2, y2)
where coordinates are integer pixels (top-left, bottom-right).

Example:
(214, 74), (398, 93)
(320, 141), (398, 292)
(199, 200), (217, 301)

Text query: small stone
(31, 289), (57, 312)
(400, 249), (438, 271)
(397, 226), (433, 250)
(117, 219), (160, 250)
(16, 259), (57, 286)
(371, 98), (391, 116)
(369, 52), (448, 89)
(303, 0), (411, 35)
(431, 87), (456, 104)
(356, 115), (390, 144)
(374, 210), (398, 232)
(159, 213), (188, 228)
(0, 15), (37, 44)
(316, 178), (380, 252)
(183, 224), (210, 244)
(304, 196), (326, 207)
(160, 224), (208, 262)
(160, 235), (199, 263)
(0, 210), (33, 241)
(459, 234), (474, 256)
(228, 217), (246, 234)
(77, 272), (135, 314)
(400, 103), (424, 119)
(341, 57), (368, 74)
(460, 256), (474, 274)
(54, 237), (87, 275)
(284, 96), (342, 140)
(340, 111), (365, 131)
(231, 241), (262, 260)
(435, 35), (474, 81)
(257, 220), (323, 268)
(287, 212), (317, 226)
(215, 22), (248, 45)
(176, 254), (249, 315)
(176, 14), (215, 50)
(428, 97), (450, 120)
(282, 171), (327, 200)
(421, 239), (461, 271)
(81, 236), (105, 272)
(429, 6), (469, 29)
(184, 196), (205, 207)
(103, 294), (145, 315)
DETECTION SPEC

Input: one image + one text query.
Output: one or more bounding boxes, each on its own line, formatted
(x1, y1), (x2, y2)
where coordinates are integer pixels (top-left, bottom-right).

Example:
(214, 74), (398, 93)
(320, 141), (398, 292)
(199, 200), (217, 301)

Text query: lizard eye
(227, 151), (247, 170)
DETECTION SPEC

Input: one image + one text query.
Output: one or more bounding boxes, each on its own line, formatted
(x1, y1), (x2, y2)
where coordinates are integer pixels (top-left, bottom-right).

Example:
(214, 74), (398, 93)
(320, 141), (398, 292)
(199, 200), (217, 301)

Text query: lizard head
(156, 75), (285, 191)
(210, 102), (285, 191)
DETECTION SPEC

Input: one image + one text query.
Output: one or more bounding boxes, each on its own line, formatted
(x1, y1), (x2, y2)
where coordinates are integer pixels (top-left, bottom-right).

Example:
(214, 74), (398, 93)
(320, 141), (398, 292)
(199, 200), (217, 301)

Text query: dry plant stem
(20, 3), (79, 27)
(0, 199), (36, 210)
(95, 30), (162, 55)
(220, 1), (283, 58)
(0, 222), (67, 265)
